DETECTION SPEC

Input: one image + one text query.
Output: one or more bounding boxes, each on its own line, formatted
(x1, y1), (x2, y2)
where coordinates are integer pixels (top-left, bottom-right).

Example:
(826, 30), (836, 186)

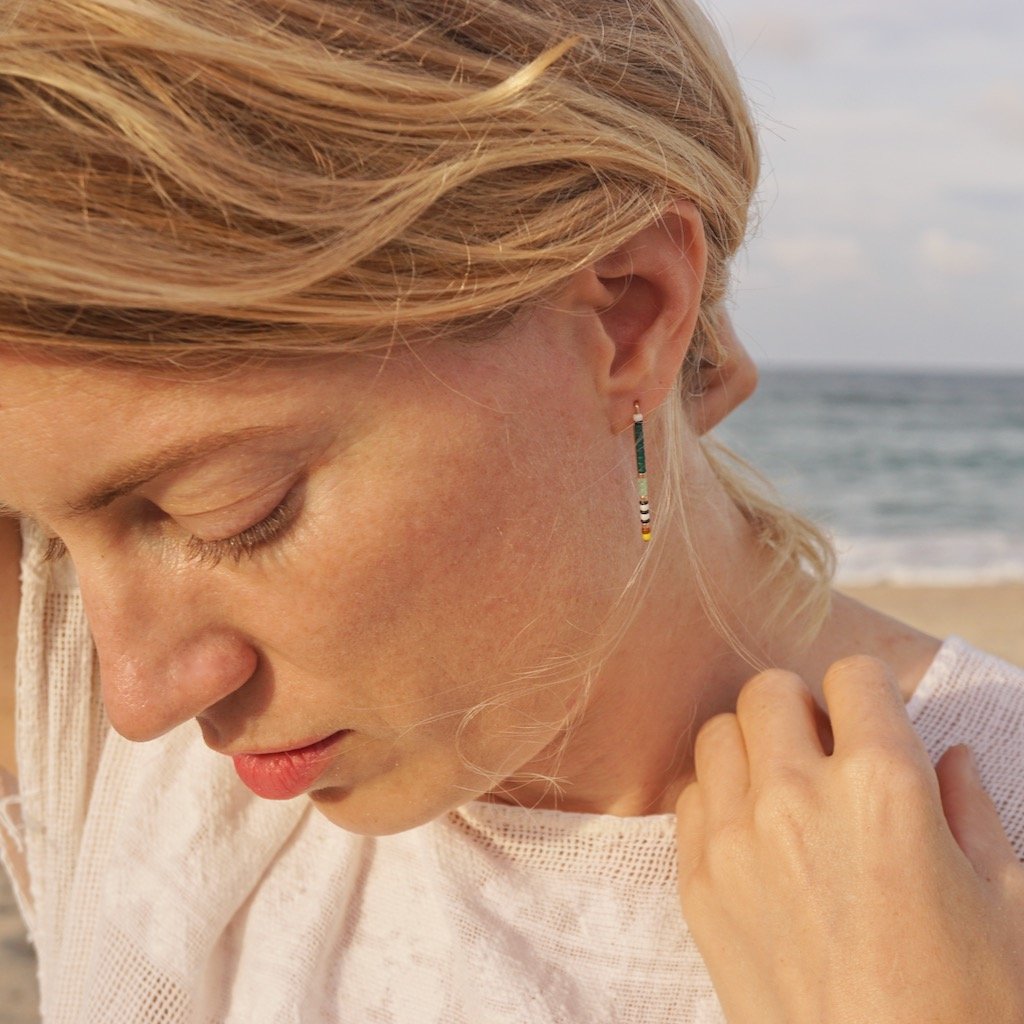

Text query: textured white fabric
(2, 517), (1024, 1023)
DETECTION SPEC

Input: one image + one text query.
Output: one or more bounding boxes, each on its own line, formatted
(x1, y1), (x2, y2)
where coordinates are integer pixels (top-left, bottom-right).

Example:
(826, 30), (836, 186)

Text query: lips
(231, 730), (348, 800)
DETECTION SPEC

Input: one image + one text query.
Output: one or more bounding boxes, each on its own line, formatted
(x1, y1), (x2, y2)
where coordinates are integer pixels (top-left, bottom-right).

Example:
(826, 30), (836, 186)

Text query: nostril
(167, 633), (259, 715)
(195, 715), (224, 750)
(168, 635), (258, 698)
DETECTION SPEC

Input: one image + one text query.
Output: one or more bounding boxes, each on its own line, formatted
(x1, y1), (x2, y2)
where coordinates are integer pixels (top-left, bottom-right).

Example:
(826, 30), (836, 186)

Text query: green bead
(633, 422), (647, 475)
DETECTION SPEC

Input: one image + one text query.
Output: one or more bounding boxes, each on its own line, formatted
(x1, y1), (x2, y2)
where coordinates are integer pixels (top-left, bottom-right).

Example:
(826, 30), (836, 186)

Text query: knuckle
(693, 711), (738, 758)
(823, 654), (890, 688)
(696, 711), (737, 742)
(835, 745), (933, 808)
(736, 668), (805, 713)
(752, 766), (817, 833)
(704, 814), (752, 868)
(678, 815), (754, 910)
(831, 653), (887, 674)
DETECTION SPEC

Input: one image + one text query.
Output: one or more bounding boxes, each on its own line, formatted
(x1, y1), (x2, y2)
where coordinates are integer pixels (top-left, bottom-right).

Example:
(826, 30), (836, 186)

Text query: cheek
(264, 403), (634, 729)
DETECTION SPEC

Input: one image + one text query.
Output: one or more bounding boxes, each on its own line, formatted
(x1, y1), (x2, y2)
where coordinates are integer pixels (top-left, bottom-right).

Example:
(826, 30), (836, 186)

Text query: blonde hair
(0, 0), (833, 650)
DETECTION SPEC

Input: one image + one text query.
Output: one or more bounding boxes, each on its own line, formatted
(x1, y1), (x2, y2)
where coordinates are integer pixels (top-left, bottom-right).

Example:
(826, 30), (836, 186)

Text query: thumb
(935, 744), (1018, 883)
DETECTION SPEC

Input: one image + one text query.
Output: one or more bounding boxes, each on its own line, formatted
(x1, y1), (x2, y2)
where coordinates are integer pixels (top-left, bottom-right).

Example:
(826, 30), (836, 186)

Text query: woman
(0, 1), (1021, 1020)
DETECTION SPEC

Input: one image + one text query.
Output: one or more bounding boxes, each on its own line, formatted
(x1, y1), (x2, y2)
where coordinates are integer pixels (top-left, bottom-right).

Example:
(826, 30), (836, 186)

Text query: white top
(3, 518), (1024, 1024)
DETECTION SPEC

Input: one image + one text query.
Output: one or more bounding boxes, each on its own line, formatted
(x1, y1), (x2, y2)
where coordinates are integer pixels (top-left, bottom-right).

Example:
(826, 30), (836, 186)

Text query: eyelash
(41, 490), (301, 568)
(43, 536), (68, 563)
(183, 494), (299, 567)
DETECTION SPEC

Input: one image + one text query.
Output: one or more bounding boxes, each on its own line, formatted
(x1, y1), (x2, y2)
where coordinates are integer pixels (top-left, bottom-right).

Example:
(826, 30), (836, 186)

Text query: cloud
(917, 229), (994, 277)
(711, 0), (1024, 369)
(763, 233), (871, 284)
(729, 12), (819, 62)
(970, 81), (1024, 145)
(944, 186), (1024, 213)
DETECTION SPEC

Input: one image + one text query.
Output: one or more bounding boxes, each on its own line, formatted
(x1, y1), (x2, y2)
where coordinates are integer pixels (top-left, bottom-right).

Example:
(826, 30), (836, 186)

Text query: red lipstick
(232, 730), (348, 799)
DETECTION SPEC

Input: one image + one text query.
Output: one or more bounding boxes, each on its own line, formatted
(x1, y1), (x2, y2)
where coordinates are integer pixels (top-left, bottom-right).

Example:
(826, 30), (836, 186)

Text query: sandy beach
(0, 583), (1021, 1018)
(841, 583), (1024, 668)
(0, 873), (37, 1024)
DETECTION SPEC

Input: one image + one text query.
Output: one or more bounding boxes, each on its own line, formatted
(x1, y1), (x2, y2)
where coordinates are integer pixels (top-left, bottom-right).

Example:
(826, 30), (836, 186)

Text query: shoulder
(0, 517), (20, 779)
(908, 636), (1024, 727)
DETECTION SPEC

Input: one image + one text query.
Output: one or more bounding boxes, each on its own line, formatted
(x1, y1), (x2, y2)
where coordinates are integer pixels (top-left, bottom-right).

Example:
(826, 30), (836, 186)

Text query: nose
(99, 630), (258, 742)
(78, 562), (258, 742)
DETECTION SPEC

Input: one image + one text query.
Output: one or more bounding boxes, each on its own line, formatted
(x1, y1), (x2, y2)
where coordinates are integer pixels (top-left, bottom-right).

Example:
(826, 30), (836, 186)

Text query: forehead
(0, 349), (401, 426)
(0, 358), (267, 453)
(0, 327), (557, 518)
(0, 311), (575, 504)
(0, 351), (372, 513)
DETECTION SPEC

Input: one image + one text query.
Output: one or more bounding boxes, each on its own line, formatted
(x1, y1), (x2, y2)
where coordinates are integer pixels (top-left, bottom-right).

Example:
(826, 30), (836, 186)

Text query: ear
(563, 199), (707, 429)
(687, 311), (759, 435)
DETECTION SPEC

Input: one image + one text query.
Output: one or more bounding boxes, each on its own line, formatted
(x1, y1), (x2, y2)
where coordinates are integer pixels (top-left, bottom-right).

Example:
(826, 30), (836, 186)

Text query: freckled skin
(0, 286), (940, 836)
(0, 310), (660, 834)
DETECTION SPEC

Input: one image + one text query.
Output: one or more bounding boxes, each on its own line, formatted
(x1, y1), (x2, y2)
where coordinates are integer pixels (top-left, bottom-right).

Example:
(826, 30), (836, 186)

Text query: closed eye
(41, 485), (304, 568)
(183, 486), (303, 567)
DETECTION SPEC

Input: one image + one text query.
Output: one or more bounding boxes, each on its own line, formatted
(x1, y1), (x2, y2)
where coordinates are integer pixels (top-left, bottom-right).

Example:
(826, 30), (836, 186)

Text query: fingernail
(963, 744), (980, 779)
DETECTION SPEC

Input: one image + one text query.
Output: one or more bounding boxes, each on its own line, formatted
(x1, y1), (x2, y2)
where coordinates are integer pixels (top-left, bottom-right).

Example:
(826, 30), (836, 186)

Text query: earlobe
(583, 200), (708, 423)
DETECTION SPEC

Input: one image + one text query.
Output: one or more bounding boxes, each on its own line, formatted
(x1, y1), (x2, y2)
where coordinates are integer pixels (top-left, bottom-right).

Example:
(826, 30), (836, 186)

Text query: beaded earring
(633, 401), (652, 542)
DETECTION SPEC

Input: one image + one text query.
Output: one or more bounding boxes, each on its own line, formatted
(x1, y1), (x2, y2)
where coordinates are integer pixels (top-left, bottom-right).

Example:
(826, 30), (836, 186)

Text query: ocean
(716, 368), (1024, 585)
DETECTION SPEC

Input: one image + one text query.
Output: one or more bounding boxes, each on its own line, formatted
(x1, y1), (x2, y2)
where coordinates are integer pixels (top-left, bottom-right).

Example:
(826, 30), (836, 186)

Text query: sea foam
(833, 531), (1024, 586)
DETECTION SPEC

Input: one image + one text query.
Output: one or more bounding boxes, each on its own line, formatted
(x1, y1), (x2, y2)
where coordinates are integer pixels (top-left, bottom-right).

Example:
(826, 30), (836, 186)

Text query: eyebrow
(59, 424), (288, 518)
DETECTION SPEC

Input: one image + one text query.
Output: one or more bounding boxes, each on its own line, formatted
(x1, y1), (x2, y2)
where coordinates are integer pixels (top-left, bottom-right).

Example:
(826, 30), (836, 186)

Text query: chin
(307, 783), (472, 837)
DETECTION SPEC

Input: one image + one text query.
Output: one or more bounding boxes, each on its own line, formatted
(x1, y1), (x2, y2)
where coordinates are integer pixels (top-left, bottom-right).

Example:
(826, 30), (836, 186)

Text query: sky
(704, 0), (1024, 372)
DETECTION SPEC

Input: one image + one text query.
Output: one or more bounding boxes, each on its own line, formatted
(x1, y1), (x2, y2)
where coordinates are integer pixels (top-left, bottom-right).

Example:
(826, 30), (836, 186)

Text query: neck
(489, 461), (815, 816)
(487, 458), (942, 816)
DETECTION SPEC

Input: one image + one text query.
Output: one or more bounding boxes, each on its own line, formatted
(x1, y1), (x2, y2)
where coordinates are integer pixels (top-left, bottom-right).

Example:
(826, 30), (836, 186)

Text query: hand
(675, 655), (1024, 1024)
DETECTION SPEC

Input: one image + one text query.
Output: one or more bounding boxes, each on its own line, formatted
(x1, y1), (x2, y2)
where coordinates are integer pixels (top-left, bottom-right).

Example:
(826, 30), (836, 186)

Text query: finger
(691, 310), (758, 435)
(735, 669), (826, 785)
(822, 656), (929, 766)
(675, 779), (706, 888)
(936, 744), (1019, 883)
(692, 712), (750, 814)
